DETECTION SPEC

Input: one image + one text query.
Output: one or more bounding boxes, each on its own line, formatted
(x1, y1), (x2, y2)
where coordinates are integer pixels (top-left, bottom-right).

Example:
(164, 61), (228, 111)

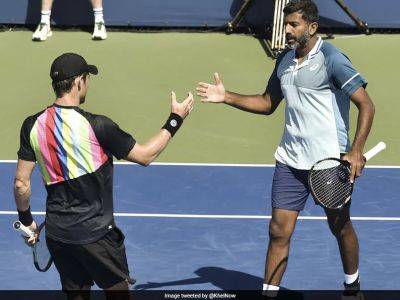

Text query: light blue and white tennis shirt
(267, 37), (367, 170)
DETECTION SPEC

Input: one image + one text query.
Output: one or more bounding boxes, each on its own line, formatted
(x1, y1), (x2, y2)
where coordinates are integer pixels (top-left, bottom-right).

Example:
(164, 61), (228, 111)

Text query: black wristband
(162, 113), (183, 137)
(18, 206), (33, 226)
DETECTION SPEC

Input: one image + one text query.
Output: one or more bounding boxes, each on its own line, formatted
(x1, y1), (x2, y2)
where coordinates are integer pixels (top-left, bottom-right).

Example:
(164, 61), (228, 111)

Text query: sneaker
(343, 276), (361, 297)
(32, 23), (52, 41)
(344, 276), (360, 290)
(92, 22), (107, 40)
(262, 290), (279, 298)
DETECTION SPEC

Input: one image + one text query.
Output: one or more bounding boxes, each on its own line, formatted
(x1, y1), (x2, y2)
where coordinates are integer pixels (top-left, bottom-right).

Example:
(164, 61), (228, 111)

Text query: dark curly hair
(283, 0), (319, 23)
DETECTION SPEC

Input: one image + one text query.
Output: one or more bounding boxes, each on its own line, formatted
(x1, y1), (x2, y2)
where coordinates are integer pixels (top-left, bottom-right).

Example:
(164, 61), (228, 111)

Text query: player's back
(18, 104), (130, 244)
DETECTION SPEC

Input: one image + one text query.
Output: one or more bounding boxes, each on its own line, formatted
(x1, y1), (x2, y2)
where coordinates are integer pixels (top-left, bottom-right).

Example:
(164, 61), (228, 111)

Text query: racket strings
(309, 160), (352, 209)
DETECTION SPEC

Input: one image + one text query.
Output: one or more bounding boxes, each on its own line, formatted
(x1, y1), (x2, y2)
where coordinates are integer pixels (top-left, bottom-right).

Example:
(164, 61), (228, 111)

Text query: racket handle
(363, 141), (386, 161)
(13, 221), (33, 238)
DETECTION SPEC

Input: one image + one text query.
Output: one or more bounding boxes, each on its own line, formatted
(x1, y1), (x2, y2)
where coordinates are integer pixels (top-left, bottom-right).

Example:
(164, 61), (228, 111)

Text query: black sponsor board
(0, 290), (399, 300)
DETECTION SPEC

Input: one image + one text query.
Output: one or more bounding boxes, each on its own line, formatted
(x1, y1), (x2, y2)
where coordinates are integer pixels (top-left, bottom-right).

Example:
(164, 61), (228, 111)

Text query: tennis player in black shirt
(14, 53), (194, 299)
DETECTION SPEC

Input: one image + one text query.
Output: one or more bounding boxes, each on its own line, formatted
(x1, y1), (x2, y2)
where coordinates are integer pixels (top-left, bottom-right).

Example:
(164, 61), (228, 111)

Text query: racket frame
(13, 220), (53, 272)
(308, 157), (354, 210)
(308, 141), (386, 209)
(33, 221), (53, 272)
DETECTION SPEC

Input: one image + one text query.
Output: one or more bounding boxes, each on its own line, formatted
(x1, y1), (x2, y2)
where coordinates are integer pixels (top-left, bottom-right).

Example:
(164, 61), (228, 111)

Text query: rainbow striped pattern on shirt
(29, 106), (109, 185)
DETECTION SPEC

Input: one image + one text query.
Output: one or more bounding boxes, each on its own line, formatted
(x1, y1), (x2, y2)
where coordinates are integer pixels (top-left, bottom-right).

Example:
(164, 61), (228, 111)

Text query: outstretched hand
(196, 73), (226, 103)
(171, 91), (194, 119)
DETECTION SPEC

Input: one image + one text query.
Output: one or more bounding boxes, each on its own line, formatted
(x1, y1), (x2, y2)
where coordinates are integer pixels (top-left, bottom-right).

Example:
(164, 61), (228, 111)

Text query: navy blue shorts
(271, 161), (311, 211)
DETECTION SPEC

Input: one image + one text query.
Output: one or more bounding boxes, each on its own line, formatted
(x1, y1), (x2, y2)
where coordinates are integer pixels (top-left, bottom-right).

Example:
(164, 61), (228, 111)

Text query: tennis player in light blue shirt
(196, 0), (374, 294)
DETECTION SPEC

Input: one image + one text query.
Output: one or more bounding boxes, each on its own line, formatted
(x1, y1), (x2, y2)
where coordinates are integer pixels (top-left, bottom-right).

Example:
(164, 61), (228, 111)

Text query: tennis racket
(308, 141), (386, 209)
(13, 220), (53, 272)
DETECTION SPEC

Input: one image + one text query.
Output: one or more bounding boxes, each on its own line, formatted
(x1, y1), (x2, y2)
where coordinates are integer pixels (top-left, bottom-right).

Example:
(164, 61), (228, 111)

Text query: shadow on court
(134, 267), (264, 290)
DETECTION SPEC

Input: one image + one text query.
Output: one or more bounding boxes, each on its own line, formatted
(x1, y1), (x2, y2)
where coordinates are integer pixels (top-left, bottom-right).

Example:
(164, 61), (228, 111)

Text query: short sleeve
(17, 117), (36, 162)
(266, 66), (283, 99)
(94, 116), (136, 160)
(266, 49), (289, 99)
(328, 52), (367, 97)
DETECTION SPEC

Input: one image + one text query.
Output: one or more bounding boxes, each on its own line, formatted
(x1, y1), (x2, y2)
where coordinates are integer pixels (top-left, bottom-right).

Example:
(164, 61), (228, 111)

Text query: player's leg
(32, 0), (53, 41)
(78, 227), (135, 298)
(325, 205), (360, 289)
(66, 287), (91, 300)
(90, 0), (107, 40)
(263, 161), (309, 293)
(264, 208), (299, 286)
(41, 0), (53, 11)
(46, 237), (93, 300)
(105, 281), (130, 300)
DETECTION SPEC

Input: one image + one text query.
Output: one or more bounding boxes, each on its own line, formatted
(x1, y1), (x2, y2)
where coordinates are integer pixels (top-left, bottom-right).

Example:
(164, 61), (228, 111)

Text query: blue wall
(0, 0), (398, 29)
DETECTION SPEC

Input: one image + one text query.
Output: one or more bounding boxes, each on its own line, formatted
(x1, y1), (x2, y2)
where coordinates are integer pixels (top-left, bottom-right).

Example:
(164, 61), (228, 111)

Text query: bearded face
(284, 12), (317, 50)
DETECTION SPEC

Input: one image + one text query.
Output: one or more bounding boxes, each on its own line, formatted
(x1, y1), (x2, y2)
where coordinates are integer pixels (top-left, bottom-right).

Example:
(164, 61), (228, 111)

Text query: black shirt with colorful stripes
(18, 104), (136, 244)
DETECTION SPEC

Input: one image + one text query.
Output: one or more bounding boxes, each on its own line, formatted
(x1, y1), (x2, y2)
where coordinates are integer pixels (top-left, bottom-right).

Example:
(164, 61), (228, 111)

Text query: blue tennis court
(0, 162), (399, 290)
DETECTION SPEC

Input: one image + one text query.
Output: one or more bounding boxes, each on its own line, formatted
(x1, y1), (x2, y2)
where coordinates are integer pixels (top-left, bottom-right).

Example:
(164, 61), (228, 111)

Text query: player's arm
(343, 87), (375, 182)
(14, 159), (37, 243)
(196, 73), (282, 115)
(15, 116), (38, 242)
(125, 92), (194, 166)
(328, 51), (375, 182)
(14, 159), (35, 212)
(226, 91), (282, 115)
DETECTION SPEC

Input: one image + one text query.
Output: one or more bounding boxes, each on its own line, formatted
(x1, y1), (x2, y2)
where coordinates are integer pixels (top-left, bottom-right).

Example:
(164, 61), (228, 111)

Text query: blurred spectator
(32, 0), (107, 41)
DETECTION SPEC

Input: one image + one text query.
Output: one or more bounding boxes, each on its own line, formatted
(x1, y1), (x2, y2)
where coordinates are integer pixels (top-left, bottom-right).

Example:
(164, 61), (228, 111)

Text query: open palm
(196, 73), (226, 103)
(171, 91), (194, 119)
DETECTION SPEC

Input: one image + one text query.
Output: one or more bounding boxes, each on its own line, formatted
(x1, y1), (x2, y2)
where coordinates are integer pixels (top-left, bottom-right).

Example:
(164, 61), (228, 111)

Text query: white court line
(116, 162), (274, 167)
(331, 35), (368, 39)
(1, 211), (399, 221)
(0, 160), (398, 168)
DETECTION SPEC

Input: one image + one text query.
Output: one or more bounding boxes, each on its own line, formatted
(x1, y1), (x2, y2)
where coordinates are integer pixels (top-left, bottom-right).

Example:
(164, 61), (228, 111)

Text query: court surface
(1, 30), (399, 292)
(1, 162), (399, 290)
